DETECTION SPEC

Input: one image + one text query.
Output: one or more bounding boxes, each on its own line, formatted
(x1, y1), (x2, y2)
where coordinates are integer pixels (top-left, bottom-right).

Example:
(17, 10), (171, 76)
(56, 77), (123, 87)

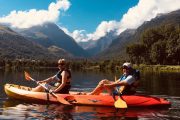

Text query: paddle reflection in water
(1, 99), (170, 120)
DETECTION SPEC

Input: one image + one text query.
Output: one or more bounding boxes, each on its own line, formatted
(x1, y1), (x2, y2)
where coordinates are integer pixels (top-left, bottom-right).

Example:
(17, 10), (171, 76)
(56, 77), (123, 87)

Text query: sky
(0, 0), (180, 42)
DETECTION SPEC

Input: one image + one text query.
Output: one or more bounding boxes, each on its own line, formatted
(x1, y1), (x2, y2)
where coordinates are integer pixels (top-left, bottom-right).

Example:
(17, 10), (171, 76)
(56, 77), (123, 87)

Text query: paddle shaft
(27, 75), (71, 105)
(114, 76), (123, 100)
(114, 76), (126, 100)
(113, 87), (128, 108)
(28, 76), (52, 93)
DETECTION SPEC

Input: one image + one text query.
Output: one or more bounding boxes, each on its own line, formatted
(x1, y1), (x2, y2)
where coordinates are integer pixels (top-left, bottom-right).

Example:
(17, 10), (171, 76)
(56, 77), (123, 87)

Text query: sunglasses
(58, 63), (65, 66)
(122, 66), (129, 69)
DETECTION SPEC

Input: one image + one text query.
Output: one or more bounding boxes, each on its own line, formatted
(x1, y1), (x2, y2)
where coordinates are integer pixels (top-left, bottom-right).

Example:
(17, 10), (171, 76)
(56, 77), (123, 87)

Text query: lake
(0, 68), (180, 120)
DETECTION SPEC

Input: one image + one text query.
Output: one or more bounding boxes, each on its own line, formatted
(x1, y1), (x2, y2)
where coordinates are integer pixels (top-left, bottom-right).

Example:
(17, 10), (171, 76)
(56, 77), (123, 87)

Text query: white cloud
(118, 0), (180, 33)
(0, 0), (71, 28)
(62, 21), (120, 42)
(90, 21), (120, 40)
(70, 0), (180, 42)
(71, 30), (89, 42)
(1, 0), (180, 42)
(61, 26), (90, 42)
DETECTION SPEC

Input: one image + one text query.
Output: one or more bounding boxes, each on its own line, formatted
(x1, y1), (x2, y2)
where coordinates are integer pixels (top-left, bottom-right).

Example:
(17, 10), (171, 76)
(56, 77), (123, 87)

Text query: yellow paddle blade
(24, 71), (31, 81)
(114, 98), (127, 108)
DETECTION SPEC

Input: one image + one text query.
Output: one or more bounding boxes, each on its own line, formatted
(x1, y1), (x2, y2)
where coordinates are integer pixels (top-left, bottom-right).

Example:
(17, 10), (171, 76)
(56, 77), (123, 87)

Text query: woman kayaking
(32, 59), (71, 94)
(87, 62), (139, 95)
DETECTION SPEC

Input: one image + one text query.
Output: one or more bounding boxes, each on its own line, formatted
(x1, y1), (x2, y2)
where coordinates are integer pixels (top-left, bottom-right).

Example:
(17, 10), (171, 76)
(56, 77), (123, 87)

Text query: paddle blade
(24, 71), (31, 81)
(51, 93), (71, 105)
(114, 98), (127, 108)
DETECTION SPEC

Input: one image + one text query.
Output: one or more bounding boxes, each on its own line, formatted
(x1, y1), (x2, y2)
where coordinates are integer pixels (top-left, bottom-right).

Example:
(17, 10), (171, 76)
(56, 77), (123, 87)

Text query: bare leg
(89, 83), (104, 95)
(89, 79), (113, 95)
(105, 87), (114, 95)
(31, 85), (45, 92)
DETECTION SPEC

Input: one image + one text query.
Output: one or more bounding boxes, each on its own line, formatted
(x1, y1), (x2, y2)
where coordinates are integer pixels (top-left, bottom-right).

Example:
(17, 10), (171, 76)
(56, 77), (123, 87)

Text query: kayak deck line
(4, 84), (171, 108)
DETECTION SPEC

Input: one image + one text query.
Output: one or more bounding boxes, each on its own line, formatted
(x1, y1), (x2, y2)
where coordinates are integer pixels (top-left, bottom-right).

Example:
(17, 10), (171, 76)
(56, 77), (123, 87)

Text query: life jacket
(54, 69), (71, 94)
(132, 69), (140, 81)
(50, 69), (71, 87)
(56, 69), (72, 81)
(131, 69), (140, 88)
(119, 69), (140, 95)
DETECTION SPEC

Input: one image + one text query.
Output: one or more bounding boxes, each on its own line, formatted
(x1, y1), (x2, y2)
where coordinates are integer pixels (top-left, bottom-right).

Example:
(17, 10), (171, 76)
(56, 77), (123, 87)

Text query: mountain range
(16, 23), (88, 57)
(97, 29), (136, 59)
(0, 9), (180, 60)
(96, 9), (180, 59)
(79, 31), (117, 56)
(0, 25), (57, 60)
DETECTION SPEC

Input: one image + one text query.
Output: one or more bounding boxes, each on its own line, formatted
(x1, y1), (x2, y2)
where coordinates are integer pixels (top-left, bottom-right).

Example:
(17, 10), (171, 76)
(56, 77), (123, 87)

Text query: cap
(58, 59), (66, 65)
(122, 62), (132, 69)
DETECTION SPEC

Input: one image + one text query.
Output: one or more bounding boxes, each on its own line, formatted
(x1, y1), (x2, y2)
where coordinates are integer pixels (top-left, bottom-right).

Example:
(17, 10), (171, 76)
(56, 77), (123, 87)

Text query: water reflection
(140, 71), (180, 96)
(2, 99), (73, 120)
(1, 69), (180, 96)
(0, 69), (180, 119)
(1, 99), (171, 120)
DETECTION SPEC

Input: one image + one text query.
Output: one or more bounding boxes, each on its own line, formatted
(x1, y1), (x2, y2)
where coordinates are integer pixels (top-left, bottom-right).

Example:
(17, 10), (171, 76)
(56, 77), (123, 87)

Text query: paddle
(114, 76), (127, 108)
(24, 71), (71, 105)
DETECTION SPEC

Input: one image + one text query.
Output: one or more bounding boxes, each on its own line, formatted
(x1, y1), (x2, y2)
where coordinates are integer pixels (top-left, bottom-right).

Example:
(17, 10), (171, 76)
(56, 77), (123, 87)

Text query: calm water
(0, 69), (180, 120)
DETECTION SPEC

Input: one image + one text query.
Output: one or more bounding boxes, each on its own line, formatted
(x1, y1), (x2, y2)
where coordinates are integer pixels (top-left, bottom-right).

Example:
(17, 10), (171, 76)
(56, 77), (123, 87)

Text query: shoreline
(1, 64), (180, 72)
(133, 65), (180, 72)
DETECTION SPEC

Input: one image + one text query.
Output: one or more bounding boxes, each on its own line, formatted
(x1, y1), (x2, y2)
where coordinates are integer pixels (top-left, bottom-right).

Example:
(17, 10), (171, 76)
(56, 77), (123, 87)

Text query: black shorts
(56, 84), (71, 94)
(122, 90), (136, 95)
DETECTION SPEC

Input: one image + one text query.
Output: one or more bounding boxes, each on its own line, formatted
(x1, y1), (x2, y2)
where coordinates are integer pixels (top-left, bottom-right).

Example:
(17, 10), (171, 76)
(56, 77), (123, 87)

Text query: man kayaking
(32, 59), (71, 94)
(87, 62), (139, 95)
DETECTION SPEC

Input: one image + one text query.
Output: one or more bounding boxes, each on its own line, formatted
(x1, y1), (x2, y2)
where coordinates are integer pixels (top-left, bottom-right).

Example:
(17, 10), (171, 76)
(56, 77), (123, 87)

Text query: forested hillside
(0, 25), (56, 60)
(97, 9), (180, 65)
(127, 24), (180, 65)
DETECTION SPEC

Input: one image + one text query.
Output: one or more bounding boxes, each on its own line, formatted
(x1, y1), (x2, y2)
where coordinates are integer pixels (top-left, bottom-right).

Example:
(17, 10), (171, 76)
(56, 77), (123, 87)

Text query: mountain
(97, 29), (136, 59)
(97, 9), (180, 59)
(78, 31), (117, 56)
(16, 23), (88, 57)
(132, 9), (180, 42)
(48, 45), (73, 58)
(78, 40), (96, 50)
(0, 25), (57, 60)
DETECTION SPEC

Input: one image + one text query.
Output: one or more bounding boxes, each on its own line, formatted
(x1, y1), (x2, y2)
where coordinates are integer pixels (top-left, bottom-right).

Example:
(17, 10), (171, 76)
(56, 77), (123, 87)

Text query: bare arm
(104, 75), (135, 88)
(104, 80), (128, 88)
(38, 76), (56, 83)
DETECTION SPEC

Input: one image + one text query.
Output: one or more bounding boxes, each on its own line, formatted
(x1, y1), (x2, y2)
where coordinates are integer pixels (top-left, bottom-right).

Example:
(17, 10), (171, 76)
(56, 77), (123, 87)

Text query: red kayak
(4, 84), (171, 107)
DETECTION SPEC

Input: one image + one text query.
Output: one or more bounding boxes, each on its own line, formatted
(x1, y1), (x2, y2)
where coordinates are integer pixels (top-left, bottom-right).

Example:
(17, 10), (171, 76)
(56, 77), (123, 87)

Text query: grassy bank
(133, 64), (180, 72)
(1, 59), (180, 72)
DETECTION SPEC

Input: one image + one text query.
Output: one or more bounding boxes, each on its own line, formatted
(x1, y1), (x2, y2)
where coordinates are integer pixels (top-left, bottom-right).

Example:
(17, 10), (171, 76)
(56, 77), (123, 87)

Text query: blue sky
(60, 0), (138, 32)
(0, 0), (180, 42)
(0, 0), (51, 14)
(0, 0), (138, 33)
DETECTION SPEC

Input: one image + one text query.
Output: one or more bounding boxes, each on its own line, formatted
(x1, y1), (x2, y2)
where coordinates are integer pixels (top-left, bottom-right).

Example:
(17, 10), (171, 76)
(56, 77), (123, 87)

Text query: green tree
(150, 41), (166, 64)
(126, 44), (147, 64)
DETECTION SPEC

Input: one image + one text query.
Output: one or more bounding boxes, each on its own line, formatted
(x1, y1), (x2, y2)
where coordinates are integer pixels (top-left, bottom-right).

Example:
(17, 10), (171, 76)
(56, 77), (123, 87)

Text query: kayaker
(88, 62), (139, 95)
(32, 59), (71, 94)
